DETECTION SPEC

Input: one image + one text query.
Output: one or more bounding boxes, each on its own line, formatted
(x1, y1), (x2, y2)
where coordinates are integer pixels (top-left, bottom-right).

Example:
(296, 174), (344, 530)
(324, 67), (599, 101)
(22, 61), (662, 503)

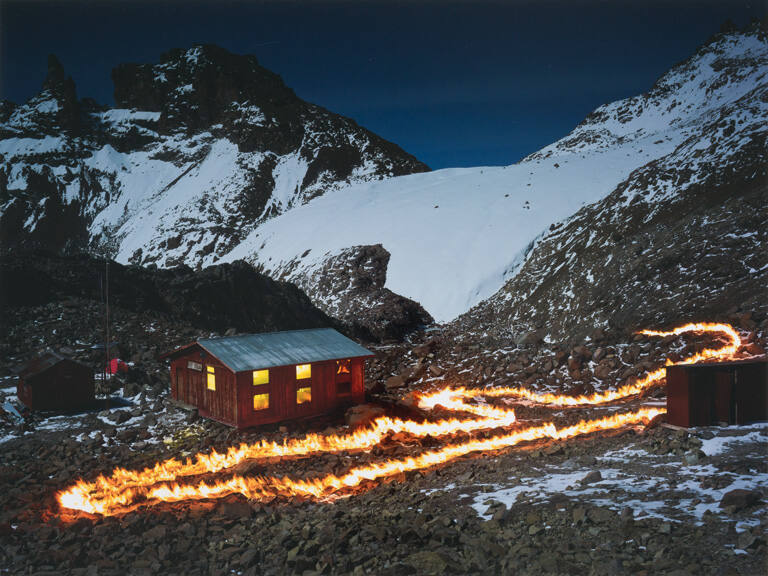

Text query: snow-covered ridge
(0, 45), (427, 268)
(1, 30), (766, 329)
(220, 29), (768, 323)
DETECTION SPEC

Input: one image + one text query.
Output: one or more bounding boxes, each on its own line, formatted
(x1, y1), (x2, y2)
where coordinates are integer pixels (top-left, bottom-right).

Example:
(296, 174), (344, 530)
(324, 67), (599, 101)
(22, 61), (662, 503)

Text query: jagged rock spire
(42, 54), (68, 91)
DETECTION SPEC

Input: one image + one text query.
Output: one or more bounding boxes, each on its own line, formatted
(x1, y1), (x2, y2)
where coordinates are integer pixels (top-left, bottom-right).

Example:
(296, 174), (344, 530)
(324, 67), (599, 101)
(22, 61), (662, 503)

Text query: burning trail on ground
(57, 322), (740, 517)
(418, 323), (740, 409)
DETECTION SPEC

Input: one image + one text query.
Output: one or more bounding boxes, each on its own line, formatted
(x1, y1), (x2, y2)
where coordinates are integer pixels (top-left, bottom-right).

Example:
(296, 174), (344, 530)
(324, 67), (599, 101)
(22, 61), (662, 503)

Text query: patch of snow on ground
(698, 423), (768, 456)
(465, 423), (767, 526)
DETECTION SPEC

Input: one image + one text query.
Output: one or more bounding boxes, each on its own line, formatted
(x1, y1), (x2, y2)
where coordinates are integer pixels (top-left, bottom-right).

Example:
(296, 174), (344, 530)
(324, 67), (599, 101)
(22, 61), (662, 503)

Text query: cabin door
(715, 370), (734, 424)
(189, 370), (201, 408)
(176, 368), (186, 402)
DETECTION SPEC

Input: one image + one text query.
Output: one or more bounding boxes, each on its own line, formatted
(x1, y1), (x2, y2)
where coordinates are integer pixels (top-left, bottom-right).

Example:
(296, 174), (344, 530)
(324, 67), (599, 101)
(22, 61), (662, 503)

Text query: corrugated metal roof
(197, 328), (374, 373)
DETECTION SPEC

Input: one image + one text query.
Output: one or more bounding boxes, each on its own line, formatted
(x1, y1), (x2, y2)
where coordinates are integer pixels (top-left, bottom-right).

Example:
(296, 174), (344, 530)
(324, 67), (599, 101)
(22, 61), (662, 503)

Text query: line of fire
(41, 322), (765, 518)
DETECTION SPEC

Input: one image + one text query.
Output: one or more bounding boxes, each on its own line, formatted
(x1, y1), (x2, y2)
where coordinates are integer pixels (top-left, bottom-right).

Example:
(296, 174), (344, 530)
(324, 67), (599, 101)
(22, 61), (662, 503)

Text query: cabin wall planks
(168, 342), (369, 429)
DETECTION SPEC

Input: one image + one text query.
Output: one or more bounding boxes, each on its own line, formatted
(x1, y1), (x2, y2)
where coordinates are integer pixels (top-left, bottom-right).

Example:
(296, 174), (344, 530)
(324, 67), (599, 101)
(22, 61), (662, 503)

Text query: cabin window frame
(252, 369), (270, 411)
(252, 390), (270, 411)
(253, 369), (269, 386)
(206, 365), (216, 391)
(336, 359), (352, 396)
(296, 384), (312, 405)
(296, 363), (311, 380)
(336, 359), (351, 375)
(295, 363), (312, 404)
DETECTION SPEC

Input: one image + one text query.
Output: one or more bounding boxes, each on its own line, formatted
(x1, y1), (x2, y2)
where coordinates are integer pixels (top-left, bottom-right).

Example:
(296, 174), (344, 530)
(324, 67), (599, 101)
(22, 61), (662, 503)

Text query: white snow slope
(221, 31), (768, 322)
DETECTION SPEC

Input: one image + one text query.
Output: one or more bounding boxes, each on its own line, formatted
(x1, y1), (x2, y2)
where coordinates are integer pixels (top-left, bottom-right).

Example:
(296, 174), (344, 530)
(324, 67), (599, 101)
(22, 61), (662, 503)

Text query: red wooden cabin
(16, 351), (94, 411)
(162, 328), (374, 428)
(666, 358), (767, 427)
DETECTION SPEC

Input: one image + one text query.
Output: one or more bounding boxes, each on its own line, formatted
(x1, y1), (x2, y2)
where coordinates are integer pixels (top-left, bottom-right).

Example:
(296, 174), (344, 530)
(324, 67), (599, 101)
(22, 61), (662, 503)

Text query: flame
(57, 322), (739, 517)
(418, 322), (741, 408)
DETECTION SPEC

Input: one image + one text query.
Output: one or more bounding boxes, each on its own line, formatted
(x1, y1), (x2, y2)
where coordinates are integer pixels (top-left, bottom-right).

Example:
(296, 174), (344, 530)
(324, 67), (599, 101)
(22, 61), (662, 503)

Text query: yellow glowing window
(296, 364), (311, 380)
(253, 393), (269, 411)
(297, 386), (312, 404)
(253, 369), (269, 386)
(336, 359), (350, 375)
(206, 365), (216, 391)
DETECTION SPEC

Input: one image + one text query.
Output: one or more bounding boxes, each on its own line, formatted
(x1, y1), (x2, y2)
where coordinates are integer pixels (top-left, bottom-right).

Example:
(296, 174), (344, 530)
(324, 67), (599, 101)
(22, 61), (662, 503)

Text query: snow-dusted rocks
(267, 244), (434, 341)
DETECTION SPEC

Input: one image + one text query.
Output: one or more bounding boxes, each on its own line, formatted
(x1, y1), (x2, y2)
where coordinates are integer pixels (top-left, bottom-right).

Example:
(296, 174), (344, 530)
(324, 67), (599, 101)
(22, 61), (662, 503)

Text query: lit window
(296, 364), (311, 380)
(336, 359), (350, 375)
(206, 365), (216, 391)
(253, 393), (269, 411)
(297, 385), (312, 404)
(253, 369), (269, 385)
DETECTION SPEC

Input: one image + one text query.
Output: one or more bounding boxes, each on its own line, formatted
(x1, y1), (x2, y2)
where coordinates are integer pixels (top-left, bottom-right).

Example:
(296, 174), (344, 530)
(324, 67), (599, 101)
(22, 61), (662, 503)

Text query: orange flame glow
(418, 322), (741, 408)
(57, 322), (739, 517)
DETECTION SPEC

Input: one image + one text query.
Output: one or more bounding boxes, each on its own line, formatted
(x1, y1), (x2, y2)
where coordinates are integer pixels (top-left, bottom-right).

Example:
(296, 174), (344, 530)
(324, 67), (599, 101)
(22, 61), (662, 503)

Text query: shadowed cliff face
(0, 252), (338, 336)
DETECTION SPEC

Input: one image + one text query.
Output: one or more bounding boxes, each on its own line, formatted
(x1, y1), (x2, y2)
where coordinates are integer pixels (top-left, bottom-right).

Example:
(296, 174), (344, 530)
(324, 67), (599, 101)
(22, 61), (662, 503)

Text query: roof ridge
(198, 326), (337, 342)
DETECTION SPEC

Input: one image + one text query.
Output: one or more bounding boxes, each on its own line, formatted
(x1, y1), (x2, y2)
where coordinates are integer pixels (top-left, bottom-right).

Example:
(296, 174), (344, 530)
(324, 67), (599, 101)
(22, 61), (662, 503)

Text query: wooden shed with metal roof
(666, 357), (767, 427)
(16, 351), (94, 411)
(162, 328), (374, 428)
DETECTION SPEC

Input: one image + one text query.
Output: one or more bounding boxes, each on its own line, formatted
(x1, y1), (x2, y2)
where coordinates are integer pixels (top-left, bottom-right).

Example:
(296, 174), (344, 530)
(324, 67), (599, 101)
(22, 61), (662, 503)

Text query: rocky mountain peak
(1, 42), (429, 342)
(528, 27), (767, 160)
(0, 53), (80, 137)
(41, 54), (78, 108)
(112, 44), (298, 132)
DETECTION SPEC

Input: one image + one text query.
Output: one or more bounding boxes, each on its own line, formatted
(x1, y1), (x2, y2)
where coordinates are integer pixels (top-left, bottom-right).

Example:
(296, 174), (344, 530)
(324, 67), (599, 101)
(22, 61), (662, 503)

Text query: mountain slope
(0, 46), (428, 266)
(220, 27), (767, 323)
(449, 104), (767, 344)
(2, 29), (766, 335)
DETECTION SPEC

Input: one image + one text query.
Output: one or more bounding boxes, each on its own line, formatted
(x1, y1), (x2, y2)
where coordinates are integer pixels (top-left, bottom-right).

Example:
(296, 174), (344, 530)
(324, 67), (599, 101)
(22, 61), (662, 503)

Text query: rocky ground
(0, 296), (766, 575)
(0, 397), (765, 575)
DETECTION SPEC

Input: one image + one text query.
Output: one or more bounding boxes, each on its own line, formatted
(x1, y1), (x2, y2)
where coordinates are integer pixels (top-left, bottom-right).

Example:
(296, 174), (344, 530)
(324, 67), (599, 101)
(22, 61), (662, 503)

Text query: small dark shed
(163, 328), (374, 428)
(16, 351), (95, 411)
(666, 358), (768, 428)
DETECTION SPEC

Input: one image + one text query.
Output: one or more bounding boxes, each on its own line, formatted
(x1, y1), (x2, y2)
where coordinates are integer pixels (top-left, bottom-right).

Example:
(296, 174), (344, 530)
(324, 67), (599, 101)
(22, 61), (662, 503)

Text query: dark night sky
(1, 1), (764, 168)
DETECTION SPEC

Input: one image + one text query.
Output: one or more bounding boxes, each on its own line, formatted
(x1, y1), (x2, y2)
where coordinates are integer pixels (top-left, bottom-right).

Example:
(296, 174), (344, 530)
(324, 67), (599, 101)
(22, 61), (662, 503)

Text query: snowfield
(223, 147), (674, 322)
(221, 31), (768, 322)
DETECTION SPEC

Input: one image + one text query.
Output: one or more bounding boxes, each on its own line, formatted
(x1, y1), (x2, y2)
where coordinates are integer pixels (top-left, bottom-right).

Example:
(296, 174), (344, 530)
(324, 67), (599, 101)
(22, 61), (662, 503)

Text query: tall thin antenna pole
(100, 270), (105, 400)
(105, 259), (110, 408)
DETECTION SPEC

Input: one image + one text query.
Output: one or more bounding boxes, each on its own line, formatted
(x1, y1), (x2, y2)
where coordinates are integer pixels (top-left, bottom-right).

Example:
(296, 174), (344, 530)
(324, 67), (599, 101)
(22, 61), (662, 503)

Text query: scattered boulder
(385, 375), (407, 391)
(516, 330), (544, 347)
(404, 550), (448, 575)
(345, 404), (386, 427)
(218, 499), (253, 520)
(572, 345), (592, 360)
(682, 450), (705, 466)
(554, 350), (569, 367)
(428, 365), (444, 377)
(580, 470), (602, 485)
(719, 489), (762, 512)
(592, 347), (606, 362)
(567, 355), (582, 372)
(107, 410), (131, 425)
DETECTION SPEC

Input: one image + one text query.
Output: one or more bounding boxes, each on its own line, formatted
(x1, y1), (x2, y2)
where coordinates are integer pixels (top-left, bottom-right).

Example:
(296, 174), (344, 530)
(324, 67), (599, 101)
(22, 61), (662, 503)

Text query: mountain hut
(162, 328), (374, 428)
